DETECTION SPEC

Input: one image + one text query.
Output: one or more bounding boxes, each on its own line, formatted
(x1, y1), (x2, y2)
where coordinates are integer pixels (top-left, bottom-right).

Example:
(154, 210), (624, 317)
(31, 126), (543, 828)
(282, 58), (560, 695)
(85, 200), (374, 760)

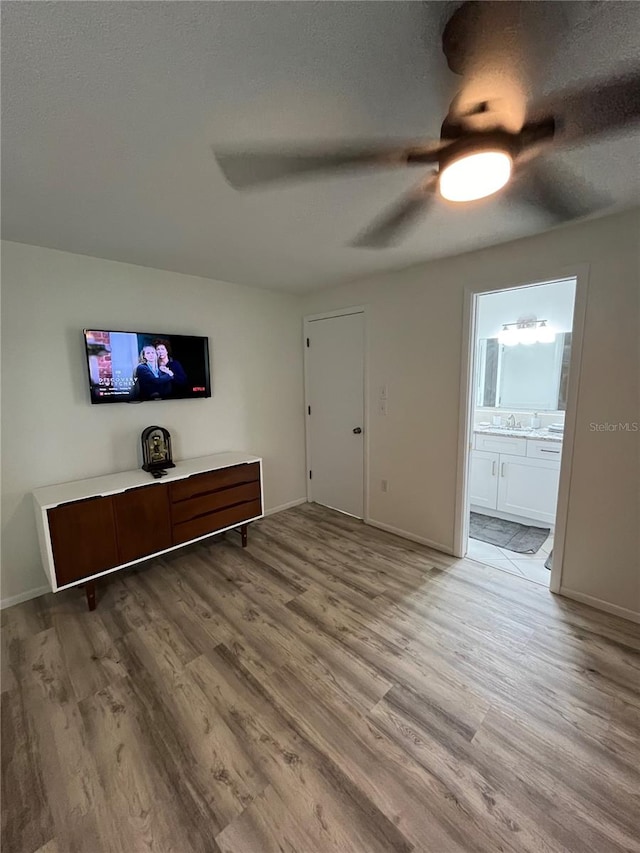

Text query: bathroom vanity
(470, 428), (562, 525)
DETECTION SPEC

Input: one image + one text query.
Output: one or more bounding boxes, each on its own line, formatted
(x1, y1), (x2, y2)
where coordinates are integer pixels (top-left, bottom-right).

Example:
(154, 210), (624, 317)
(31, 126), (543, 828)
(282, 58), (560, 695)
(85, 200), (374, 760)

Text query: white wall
(476, 278), (576, 339)
(303, 209), (640, 621)
(1, 241), (307, 605)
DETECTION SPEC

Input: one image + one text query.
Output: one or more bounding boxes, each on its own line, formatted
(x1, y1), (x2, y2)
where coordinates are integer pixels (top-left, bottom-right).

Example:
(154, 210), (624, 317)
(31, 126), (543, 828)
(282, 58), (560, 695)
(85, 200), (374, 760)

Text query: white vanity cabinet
(496, 453), (560, 524)
(469, 450), (499, 509)
(470, 434), (562, 525)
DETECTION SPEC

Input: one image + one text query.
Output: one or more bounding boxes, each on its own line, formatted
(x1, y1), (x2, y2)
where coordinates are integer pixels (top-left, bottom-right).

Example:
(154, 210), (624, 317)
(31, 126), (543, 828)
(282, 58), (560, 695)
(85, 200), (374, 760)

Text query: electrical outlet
(381, 479), (388, 492)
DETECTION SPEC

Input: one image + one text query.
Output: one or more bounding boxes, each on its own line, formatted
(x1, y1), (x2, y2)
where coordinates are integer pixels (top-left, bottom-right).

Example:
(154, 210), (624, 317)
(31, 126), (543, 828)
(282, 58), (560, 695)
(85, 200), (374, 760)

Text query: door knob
(352, 427), (362, 434)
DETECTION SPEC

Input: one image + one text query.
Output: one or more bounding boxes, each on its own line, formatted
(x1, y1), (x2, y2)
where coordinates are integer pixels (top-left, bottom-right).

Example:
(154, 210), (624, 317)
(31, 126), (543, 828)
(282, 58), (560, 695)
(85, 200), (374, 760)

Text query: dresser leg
(240, 524), (248, 548)
(85, 581), (97, 611)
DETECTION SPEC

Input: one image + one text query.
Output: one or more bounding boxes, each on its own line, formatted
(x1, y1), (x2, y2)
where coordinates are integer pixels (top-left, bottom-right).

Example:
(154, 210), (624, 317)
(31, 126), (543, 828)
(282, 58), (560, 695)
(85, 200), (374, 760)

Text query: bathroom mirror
(476, 333), (571, 411)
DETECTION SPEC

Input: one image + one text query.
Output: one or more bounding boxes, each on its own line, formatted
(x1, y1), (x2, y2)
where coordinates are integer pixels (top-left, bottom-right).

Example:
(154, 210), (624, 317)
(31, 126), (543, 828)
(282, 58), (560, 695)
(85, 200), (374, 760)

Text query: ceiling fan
(214, 1), (640, 248)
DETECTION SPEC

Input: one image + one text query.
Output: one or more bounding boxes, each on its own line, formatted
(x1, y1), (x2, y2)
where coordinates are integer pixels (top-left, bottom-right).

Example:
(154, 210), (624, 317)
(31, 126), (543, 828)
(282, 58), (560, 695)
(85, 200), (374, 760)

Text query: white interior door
(306, 312), (364, 518)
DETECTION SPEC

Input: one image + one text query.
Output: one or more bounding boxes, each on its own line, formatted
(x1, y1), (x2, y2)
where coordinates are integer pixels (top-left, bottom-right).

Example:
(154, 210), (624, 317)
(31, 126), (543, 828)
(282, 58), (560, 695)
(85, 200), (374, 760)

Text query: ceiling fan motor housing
(438, 130), (516, 172)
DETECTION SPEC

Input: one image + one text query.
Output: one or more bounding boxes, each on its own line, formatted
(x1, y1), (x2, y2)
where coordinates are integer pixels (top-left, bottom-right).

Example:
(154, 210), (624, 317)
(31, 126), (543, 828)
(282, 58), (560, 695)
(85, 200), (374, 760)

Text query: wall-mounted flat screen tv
(84, 330), (211, 404)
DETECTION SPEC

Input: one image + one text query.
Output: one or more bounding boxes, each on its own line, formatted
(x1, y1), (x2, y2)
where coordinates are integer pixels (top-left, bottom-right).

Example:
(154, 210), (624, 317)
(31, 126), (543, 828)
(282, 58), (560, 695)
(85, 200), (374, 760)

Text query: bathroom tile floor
(467, 530), (553, 586)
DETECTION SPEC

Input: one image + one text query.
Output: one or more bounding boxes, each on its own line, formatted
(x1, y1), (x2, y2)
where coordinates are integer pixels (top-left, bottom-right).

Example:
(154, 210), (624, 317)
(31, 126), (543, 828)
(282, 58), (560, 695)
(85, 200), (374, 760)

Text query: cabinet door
(48, 496), (119, 586)
(469, 450), (499, 510)
(497, 454), (560, 524)
(112, 484), (172, 564)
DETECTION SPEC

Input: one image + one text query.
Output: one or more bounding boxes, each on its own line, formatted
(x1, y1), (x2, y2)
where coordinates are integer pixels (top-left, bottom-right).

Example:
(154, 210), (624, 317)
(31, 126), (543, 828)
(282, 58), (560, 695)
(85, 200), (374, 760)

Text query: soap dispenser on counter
(530, 412), (541, 429)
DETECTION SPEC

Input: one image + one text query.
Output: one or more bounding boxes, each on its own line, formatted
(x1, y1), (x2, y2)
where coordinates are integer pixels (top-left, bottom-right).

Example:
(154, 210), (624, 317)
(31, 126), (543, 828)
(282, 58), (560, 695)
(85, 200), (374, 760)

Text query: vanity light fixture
(498, 319), (556, 346)
(497, 324), (518, 346)
(536, 320), (556, 344)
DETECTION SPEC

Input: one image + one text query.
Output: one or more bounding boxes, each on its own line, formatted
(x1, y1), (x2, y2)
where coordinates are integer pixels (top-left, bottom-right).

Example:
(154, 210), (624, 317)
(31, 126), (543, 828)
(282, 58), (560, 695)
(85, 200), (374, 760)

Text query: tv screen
(84, 330), (211, 404)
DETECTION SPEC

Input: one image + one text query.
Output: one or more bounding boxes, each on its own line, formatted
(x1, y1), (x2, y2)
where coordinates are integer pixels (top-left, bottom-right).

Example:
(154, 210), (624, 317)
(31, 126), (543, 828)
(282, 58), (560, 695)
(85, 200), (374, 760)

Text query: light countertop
(474, 426), (563, 443)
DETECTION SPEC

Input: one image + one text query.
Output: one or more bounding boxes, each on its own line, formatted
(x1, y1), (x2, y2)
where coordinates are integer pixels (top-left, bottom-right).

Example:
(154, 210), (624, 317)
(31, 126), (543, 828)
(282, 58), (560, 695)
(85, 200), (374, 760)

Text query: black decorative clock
(141, 426), (175, 477)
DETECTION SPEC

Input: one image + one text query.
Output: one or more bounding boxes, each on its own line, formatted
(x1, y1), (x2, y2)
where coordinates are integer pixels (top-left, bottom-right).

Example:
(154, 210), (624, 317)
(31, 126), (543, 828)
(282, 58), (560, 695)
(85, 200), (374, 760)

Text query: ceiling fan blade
(214, 141), (442, 189)
(529, 69), (640, 147)
(351, 178), (437, 248)
(509, 159), (609, 223)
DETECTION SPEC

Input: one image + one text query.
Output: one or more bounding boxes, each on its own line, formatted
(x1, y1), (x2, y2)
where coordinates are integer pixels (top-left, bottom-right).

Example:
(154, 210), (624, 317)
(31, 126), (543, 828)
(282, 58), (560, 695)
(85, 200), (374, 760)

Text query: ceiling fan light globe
(439, 151), (512, 203)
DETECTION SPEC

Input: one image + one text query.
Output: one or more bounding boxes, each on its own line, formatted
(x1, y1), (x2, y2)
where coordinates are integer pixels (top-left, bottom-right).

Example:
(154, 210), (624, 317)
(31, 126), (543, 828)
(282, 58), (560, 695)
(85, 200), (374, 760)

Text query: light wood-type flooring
(2, 503), (639, 853)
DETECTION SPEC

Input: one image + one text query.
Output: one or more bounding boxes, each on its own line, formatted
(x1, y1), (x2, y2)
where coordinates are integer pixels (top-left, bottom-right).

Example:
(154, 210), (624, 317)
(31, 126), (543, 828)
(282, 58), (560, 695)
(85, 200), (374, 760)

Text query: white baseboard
(559, 586), (640, 624)
(1, 585), (50, 610)
(264, 497), (308, 517)
(366, 519), (453, 556)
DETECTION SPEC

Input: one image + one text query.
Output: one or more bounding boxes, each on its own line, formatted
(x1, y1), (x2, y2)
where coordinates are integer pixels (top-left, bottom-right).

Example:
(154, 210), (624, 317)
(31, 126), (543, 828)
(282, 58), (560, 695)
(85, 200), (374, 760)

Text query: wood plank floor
(2, 503), (639, 853)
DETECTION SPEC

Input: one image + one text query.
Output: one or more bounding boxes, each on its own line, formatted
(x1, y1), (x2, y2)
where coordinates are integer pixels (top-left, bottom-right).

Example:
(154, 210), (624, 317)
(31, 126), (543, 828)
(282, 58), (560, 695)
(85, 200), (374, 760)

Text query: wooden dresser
(33, 452), (263, 610)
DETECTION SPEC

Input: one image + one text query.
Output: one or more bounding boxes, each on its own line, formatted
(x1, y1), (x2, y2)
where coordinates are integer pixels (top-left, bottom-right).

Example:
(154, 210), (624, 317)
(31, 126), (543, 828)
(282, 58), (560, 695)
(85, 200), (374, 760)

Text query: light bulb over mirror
(498, 325), (518, 346)
(498, 320), (557, 346)
(536, 321), (556, 344)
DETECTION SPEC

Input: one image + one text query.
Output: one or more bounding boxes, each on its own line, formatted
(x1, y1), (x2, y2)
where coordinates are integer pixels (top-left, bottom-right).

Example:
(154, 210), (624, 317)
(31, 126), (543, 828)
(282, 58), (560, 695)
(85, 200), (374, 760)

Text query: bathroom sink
(477, 425), (524, 432)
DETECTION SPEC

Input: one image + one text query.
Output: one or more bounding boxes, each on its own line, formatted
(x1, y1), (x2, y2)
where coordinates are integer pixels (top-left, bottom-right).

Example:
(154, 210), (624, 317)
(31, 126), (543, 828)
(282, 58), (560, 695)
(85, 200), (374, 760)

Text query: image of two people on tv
(135, 339), (187, 400)
(86, 331), (195, 401)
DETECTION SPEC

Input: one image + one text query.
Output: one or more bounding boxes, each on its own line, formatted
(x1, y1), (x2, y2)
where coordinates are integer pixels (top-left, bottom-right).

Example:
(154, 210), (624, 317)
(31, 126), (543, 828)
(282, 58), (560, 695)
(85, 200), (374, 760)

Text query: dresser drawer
(527, 440), (562, 460)
(172, 498), (262, 545)
(474, 434), (527, 456)
(171, 481), (261, 525)
(170, 462), (260, 503)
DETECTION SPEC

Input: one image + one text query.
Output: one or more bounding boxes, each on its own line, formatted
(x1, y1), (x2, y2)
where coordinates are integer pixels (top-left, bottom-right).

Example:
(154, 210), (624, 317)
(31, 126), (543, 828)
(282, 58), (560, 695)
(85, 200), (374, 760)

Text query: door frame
(303, 307), (368, 519)
(454, 265), (590, 594)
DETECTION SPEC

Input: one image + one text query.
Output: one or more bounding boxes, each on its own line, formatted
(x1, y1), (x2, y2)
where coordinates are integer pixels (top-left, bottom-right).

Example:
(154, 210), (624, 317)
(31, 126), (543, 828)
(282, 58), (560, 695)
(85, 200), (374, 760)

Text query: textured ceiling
(2, 1), (639, 292)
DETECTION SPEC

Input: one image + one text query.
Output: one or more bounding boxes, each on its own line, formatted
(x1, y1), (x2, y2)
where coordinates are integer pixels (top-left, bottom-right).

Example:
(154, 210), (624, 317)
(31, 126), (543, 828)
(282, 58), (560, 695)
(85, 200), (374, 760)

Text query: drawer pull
(171, 462), (259, 503)
(171, 481), (260, 525)
(501, 462), (506, 478)
(540, 448), (560, 453)
(173, 498), (262, 545)
(492, 461), (496, 476)
(57, 494), (105, 508)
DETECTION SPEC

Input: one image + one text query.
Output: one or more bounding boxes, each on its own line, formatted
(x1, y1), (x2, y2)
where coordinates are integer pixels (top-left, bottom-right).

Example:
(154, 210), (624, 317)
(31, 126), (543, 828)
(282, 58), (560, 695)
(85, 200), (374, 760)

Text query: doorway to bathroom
(461, 277), (579, 588)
